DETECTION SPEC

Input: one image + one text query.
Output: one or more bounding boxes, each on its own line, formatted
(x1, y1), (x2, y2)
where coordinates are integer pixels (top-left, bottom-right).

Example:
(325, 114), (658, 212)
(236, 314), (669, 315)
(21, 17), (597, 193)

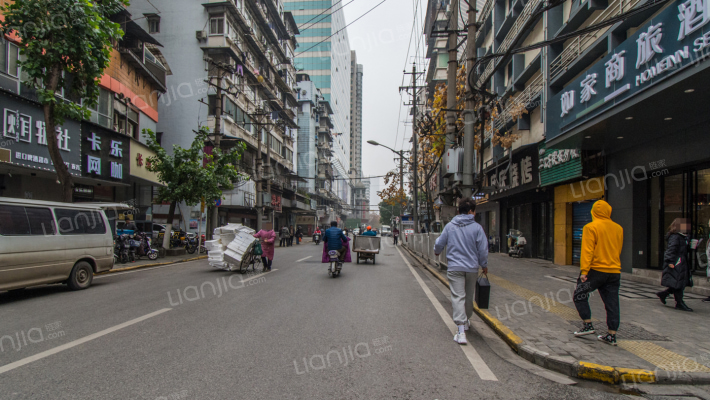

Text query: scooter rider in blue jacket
(324, 221), (348, 261)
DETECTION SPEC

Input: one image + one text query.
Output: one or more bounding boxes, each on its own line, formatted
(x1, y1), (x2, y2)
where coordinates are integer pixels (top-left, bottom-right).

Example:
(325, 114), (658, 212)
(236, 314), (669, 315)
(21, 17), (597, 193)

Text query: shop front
(484, 144), (553, 259)
(0, 91), (84, 201)
(546, 0), (710, 272)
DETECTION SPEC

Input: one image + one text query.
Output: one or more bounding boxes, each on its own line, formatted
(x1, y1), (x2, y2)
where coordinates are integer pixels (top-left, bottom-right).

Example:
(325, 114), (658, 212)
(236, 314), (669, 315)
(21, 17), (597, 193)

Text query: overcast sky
(343, 0), (427, 209)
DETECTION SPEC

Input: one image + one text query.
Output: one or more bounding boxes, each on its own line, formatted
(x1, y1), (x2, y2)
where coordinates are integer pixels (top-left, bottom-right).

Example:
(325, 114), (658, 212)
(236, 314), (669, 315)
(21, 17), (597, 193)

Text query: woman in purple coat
(253, 229), (276, 271)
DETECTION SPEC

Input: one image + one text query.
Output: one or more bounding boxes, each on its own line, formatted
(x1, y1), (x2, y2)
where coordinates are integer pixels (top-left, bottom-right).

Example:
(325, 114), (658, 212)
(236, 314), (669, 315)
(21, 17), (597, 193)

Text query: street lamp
(367, 140), (415, 231)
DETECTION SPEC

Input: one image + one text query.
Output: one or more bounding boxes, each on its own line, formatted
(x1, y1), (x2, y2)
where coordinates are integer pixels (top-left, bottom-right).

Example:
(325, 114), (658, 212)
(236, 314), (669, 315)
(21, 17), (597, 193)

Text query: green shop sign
(539, 145), (582, 186)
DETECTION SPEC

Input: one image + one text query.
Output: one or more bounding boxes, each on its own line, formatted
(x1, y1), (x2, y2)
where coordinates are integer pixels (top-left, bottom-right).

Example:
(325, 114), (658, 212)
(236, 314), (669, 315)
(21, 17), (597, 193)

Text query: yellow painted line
(617, 340), (710, 372)
(474, 304), (524, 351)
(577, 361), (618, 384)
(617, 367), (656, 383)
(486, 274), (594, 321)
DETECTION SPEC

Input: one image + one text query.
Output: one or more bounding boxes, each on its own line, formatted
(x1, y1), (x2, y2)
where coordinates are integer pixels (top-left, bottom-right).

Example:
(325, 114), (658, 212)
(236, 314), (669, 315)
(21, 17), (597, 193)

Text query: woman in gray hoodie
(434, 198), (489, 345)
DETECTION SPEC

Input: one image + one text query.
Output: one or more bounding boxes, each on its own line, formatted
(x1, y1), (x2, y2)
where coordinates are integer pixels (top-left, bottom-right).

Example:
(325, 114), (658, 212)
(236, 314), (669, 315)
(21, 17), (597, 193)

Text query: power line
(299, 0), (357, 33)
(296, 0), (391, 55)
(297, 0), (344, 28)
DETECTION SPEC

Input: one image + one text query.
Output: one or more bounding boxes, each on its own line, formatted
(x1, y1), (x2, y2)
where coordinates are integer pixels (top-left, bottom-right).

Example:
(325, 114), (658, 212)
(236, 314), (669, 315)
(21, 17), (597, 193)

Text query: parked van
(0, 197), (114, 291)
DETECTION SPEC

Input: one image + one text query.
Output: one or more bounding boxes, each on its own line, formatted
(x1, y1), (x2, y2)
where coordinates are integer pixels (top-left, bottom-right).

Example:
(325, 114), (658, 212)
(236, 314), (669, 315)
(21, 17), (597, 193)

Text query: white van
(0, 197), (115, 291)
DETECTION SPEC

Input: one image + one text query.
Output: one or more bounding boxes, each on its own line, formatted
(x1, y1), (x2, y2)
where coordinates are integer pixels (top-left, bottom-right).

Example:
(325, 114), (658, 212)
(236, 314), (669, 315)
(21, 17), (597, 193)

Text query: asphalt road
(0, 237), (636, 399)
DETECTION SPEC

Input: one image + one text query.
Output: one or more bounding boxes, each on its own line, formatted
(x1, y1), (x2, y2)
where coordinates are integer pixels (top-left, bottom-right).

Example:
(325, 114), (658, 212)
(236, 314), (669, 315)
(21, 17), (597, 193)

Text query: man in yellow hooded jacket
(572, 200), (623, 346)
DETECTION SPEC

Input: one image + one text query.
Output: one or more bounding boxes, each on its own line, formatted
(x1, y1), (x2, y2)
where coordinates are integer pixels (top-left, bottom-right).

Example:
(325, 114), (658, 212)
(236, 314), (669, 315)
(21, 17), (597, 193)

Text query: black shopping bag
(475, 273), (491, 309)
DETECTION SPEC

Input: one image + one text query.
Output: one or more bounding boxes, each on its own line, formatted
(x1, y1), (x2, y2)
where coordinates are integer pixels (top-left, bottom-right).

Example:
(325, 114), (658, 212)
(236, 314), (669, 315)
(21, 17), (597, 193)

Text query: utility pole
(411, 63), (420, 233)
(255, 115), (264, 232)
(210, 74), (223, 238)
(445, 0), (459, 195)
(400, 66), (425, 232)
(398, 151), (404, 192)
(462, 0), (478, 199)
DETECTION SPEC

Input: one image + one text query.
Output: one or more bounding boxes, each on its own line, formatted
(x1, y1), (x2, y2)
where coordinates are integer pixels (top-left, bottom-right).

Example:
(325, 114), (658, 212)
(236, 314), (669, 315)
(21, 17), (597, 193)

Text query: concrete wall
(128, 0), (209, 153)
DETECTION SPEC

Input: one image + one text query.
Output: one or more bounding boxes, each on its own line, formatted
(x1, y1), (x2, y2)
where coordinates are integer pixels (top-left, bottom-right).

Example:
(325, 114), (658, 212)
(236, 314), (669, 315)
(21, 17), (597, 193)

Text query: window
(148, 15), (161, 33)
(210, 17), (225, 35)
(113, 99), (139, 138)
(0, 40), (20, 77)
(507, 61), (513, 86)
(54, 209), (106, 235)
(26, 207), (56, 235)
(0, 206), (55, 235)
(89, 88), (113, 129)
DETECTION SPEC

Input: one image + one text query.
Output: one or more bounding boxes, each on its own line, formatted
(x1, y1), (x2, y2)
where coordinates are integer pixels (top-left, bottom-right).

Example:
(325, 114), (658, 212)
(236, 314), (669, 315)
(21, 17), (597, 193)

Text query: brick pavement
(484, 253), (710, 373)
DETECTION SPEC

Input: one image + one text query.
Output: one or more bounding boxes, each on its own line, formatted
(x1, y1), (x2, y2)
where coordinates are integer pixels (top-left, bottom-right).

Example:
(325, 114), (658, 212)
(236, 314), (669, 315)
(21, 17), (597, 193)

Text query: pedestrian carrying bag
(475, 273), (491, 309)
(253, 241), (263, 256)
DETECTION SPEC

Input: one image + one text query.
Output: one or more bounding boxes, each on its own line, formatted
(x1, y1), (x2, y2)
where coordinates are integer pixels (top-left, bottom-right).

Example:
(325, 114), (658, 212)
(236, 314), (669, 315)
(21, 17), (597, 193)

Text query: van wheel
(67, 262), (93, 290)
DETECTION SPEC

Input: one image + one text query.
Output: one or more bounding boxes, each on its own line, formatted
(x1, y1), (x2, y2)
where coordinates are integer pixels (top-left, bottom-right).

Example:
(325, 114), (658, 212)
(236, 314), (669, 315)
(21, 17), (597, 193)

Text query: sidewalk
(405, 247), (710, 385)
(101, 252), (207, 274)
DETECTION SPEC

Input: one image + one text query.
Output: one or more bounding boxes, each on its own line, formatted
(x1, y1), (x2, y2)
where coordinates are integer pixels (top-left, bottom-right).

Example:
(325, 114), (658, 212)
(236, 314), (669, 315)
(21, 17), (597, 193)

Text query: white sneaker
(454, 332), (467, 345)
(464, 320), (470, 331)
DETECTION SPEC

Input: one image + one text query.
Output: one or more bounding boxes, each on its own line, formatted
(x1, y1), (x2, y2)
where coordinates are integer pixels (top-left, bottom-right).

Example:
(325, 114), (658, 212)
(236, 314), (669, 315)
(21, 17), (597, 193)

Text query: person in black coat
(657, 218), (693, 311)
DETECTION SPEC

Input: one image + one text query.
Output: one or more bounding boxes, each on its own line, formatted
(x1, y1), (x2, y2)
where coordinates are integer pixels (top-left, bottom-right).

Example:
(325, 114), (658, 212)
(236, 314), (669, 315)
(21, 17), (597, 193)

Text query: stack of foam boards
(208, 224), (255, 270)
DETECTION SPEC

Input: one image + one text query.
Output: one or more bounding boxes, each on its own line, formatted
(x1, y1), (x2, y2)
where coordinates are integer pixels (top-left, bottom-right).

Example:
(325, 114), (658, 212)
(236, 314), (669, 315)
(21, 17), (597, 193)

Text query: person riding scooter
(313, 227), (322, 244)
(324, 221), (348, 262)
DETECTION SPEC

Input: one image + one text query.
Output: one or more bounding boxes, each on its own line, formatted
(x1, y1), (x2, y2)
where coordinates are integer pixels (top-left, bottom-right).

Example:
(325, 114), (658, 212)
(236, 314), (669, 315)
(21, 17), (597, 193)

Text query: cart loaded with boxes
(204, 224), (262, 273)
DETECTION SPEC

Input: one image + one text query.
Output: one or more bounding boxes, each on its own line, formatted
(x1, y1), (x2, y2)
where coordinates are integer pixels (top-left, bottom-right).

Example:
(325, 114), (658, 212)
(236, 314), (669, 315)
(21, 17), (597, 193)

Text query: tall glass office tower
(285, 0), (352, 204)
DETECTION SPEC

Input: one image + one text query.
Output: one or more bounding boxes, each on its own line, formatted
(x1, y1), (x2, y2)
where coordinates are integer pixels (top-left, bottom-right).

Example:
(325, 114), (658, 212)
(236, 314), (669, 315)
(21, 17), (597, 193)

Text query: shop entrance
(572, 202), (594, 265)
(649, 168), (710, 271)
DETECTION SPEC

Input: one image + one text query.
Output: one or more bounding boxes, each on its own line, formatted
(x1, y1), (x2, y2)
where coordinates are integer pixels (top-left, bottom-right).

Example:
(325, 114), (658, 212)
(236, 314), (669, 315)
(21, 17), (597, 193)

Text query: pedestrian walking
(434, 198), (488, 345)
(296, 226), (303, 245)
(393, 227), (400, 245)
(279, 226), (289, 247)
(657, 218), (693, 311)
(288, 225), (294, 247)
(572, 200), (624, 346)
(253, 228), (275, 271)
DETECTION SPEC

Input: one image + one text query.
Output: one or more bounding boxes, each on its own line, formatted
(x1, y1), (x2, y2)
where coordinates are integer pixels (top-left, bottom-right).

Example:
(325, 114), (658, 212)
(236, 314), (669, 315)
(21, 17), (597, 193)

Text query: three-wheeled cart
(353, 235), (381, 264)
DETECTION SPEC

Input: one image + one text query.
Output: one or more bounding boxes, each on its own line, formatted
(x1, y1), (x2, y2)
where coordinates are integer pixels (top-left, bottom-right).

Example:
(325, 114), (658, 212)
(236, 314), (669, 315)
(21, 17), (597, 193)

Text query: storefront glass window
(649, 176), (661, 268)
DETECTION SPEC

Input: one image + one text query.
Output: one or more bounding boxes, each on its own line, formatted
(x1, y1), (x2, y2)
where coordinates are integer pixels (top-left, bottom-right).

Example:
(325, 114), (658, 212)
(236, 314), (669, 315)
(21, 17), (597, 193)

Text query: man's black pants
(573, 269), (621, 331)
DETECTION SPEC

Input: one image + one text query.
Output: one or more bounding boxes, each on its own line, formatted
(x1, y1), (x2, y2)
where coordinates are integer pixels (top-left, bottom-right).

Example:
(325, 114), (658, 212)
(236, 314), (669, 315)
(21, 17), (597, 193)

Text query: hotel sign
(548, 0), (710, 140)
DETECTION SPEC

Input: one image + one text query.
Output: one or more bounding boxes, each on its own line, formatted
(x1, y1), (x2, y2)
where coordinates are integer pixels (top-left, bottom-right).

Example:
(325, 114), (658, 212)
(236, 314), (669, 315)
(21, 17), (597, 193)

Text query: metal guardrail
(549, 0), (641, 79)
(405, 233), (447, 267)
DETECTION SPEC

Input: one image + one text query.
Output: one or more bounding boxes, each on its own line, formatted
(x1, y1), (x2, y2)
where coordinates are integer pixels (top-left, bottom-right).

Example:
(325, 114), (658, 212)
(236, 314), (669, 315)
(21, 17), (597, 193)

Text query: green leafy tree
(0, 0), (127, 201)
(143, 127), (246, 248)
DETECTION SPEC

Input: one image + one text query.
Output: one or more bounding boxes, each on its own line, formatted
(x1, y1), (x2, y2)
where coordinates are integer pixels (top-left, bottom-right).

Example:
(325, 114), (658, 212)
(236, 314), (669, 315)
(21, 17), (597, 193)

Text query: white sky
(343, 0), (427, 207)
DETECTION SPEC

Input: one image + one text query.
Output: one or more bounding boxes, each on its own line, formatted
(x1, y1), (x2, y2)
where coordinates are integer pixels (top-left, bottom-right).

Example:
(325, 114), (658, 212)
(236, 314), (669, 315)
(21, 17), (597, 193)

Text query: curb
(401, 245), (667, 386)
(96, 255), (208, 275)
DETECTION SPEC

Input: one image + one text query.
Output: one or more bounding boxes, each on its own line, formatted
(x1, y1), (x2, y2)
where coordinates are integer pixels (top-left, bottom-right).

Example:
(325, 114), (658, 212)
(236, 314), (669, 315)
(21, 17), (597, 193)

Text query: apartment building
(128, 0), (311, 231)
(284, 0), (352, 208)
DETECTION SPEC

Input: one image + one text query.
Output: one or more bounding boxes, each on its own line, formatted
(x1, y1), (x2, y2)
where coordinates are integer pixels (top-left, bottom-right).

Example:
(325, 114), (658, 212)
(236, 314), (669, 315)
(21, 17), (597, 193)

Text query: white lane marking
(395, 246), (498, 381)
(296, 256), (313, 262)
(0, 308), (172, 376)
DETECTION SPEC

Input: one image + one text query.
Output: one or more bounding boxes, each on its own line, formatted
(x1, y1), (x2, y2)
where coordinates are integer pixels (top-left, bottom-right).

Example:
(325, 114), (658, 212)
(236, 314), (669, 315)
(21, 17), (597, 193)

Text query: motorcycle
(114, 234), (132, 264)
(131, 232), (159, 260)
(170, 229), (188, 249)
(314, 233), (321, 245)
(507, 229), (527, 258)
(327, 250), (342, 278)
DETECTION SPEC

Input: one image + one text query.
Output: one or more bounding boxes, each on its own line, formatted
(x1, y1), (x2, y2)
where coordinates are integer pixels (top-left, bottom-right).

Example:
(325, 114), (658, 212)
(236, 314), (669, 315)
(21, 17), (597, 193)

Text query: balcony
(205, 115), (260, 150)
(220, 180), (256, 207)
(201, 34), (244, 61)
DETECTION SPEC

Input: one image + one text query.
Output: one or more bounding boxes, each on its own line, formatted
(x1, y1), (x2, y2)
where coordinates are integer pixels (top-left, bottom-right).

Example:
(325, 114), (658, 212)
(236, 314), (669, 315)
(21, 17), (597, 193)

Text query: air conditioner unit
(196, 31), (206, 41)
